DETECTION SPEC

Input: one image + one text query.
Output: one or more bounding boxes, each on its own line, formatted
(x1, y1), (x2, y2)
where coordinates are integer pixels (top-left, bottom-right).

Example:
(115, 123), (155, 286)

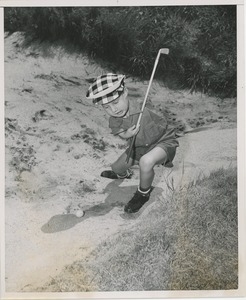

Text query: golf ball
(75, 209), (85, 218)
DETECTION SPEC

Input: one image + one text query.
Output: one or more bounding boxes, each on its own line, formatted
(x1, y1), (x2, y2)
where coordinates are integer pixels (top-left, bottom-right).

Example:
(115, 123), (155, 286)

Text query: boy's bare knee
(139, 155), (155, 171)
(139, 147), (168, 171)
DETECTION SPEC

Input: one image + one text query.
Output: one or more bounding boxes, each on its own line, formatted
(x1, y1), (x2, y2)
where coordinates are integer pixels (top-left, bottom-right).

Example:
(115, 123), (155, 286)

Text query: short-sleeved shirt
(109, 105), (179, 161)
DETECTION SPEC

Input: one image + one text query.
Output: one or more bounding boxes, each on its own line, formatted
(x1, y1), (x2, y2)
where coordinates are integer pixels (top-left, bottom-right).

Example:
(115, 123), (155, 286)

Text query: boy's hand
(127, 124), (140, 137)
(119, 124), (140, 139)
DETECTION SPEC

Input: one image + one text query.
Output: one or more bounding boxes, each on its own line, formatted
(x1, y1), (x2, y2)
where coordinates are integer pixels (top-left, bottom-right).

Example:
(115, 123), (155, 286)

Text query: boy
(86, 73), (179, 213)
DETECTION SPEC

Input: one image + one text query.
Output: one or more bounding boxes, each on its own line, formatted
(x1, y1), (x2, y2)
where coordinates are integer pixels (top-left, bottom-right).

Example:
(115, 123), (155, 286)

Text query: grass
(38, 166), (238, 291)
(169, 168), (238, 290)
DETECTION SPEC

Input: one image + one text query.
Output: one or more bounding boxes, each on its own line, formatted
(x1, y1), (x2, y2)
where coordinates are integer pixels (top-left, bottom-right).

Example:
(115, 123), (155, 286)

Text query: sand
(4, 32), (237, 292)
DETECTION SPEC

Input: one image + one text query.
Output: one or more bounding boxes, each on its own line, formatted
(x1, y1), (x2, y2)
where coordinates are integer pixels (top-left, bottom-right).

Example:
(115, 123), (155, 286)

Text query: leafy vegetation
(4, 6), (236, 97)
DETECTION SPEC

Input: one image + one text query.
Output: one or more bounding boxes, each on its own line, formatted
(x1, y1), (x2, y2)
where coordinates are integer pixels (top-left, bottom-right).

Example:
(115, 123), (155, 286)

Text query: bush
(4, 6), (237, 97)
(4, 7), (31, 32)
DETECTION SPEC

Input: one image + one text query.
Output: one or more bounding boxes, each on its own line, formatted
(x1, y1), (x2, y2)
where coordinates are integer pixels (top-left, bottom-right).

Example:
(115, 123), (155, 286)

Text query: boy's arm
(117, 124), (140, 139)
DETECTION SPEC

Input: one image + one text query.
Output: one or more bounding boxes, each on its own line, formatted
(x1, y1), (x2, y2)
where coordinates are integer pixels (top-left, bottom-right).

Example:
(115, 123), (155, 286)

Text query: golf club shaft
(126, 48), (169, 163)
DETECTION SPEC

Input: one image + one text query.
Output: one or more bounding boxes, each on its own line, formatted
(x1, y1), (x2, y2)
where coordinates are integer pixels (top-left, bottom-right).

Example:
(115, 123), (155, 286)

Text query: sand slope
(4, 32), (237, 292)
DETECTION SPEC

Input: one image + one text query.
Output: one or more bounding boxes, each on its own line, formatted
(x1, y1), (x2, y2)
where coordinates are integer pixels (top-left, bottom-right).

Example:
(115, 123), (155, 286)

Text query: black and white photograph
(1, 1), (245, 299)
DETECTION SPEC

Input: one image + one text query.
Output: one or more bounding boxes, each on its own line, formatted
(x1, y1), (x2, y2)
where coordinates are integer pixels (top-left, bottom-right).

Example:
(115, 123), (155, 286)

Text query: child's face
(102, 89), (129, 118)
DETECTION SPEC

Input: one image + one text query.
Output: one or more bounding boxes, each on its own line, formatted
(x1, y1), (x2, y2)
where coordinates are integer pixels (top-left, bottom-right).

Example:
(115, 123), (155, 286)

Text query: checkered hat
(86, 74), (125, 104)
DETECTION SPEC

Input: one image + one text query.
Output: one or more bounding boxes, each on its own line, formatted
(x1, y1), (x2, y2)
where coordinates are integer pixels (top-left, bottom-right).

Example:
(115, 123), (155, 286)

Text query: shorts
(111, 128), (179, 175)
(126, 137), (179, 165)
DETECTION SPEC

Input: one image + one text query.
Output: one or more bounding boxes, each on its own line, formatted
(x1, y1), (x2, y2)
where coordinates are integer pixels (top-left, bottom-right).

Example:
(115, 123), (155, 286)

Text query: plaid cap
(86, 74), (125, 104)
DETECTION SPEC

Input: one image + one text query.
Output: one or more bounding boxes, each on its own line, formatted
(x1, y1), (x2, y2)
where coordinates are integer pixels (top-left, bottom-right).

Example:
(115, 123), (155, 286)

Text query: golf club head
(159, 48), (169, 55)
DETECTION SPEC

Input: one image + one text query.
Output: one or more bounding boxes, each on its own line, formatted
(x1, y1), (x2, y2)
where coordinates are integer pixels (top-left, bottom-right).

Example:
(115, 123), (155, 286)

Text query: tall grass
(86, 167), (237, 291)
(37, 167), (238, 291)
(4, 6), (237, 97)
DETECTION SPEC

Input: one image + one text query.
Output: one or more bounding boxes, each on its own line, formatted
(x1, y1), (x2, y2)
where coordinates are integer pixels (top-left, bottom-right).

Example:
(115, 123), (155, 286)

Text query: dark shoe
(163, 161), (173, 168)
(101, 169), (133, 179)
(124, 189), (150, 213)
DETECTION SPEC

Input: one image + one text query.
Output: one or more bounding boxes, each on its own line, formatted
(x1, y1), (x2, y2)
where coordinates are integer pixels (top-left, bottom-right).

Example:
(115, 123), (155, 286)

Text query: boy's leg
(124, 147), (167, 213)
(111, 151), (135, 175)
(101, 151), (135, 179)
(139, 146), (167, 190)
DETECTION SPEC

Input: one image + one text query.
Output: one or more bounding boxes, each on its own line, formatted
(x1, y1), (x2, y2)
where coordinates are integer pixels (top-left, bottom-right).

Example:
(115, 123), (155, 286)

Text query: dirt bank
(4, 32), (237, 292)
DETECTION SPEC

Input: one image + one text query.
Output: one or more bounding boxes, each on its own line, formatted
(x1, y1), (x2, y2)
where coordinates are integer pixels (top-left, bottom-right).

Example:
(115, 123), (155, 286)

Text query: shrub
(4, 7), (31, 32)
(4, 6), (237, 97)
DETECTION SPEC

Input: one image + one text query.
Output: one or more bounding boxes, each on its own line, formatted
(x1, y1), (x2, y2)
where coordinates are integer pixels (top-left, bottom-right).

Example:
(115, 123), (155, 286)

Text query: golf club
(126, 48), (169, 163)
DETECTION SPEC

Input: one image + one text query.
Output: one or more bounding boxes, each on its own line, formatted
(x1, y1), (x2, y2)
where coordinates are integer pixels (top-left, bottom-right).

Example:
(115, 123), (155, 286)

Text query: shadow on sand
(41, 179), (163, 233)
